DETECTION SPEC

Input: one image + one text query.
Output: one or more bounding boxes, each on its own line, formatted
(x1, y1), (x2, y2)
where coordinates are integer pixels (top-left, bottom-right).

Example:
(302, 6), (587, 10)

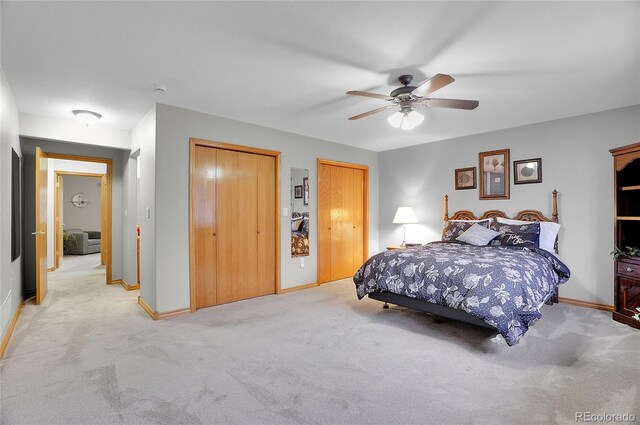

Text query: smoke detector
(152, 83), (167, 94)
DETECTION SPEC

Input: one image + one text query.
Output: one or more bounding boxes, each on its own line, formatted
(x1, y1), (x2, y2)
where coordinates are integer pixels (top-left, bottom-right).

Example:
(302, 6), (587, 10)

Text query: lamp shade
(392, 207), (418, 224)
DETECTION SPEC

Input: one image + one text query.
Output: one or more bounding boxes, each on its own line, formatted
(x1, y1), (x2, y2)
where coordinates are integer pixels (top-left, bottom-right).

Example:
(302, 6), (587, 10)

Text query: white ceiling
(2, 1), (639, 152)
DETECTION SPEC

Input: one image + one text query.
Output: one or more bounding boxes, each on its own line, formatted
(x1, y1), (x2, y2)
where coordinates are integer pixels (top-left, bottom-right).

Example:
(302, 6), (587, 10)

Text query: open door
(35, 147), (48, 304)
(54, 174), (64, 269)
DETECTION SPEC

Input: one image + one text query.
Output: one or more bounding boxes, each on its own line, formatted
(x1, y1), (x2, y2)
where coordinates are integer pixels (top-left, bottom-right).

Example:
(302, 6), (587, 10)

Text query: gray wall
(120, 151), (138, 287)
(129, 105), (156, 308)
(153, 103), (379, 312)
(20, 137), (125, 295)
(379, 105), (640, 306)
(62, 175), (102, 232)
(0, 66), (23, 340)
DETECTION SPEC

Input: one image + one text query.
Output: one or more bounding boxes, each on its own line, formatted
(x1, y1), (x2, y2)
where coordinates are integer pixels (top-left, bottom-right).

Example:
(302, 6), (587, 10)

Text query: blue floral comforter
(353, 242), (570, 346)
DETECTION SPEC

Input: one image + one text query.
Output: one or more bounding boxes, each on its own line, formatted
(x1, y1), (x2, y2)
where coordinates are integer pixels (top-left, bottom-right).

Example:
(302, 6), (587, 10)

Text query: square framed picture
(514, 158), (542, 184)
(479, 149), (510, 200)
(294, 185), (303, 199)
(455, 167), (476, 190)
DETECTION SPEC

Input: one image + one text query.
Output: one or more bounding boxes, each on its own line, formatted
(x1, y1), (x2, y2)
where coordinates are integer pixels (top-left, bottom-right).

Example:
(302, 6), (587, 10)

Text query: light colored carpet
(1, 255), (639, 425)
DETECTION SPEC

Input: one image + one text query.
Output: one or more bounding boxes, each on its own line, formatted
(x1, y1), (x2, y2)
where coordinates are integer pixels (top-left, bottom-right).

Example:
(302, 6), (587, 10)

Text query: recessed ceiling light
(72, 110), (102, 126)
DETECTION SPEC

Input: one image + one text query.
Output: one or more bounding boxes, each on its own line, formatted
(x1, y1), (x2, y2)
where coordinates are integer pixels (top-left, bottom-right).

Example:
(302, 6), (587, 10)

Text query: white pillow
(496, 217), (560, 253)
(291, 217), (303, 231)
(456, 223), (501, 246)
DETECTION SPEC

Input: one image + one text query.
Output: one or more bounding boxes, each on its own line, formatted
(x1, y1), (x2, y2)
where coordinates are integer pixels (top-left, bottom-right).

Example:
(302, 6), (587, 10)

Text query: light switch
(283, 207), (289, 216)
(146, 207), (151, 218)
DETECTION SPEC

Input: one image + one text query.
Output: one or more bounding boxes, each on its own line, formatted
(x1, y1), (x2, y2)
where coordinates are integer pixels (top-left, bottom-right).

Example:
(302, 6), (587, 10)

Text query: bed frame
(369, 190), (560, 327)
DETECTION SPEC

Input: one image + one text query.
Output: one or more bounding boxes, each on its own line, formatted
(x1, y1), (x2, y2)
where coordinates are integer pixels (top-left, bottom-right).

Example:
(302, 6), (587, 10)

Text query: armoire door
(317, 160), (368, 284)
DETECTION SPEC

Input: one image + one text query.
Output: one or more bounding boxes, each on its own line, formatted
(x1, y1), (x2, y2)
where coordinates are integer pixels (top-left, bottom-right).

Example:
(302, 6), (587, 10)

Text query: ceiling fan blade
(348, 105), (396, 120)
(412, 74), (455, 97)
(346, 90), (393, 101)
(421, 98), (479, 110)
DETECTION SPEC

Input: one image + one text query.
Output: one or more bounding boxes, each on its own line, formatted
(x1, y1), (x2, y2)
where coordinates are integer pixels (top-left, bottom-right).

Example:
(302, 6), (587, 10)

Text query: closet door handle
(328, 227), (331, 230)
(213, 232), (216, 236)
(257, 230), (261, 234)
(353, 226), (356, 229)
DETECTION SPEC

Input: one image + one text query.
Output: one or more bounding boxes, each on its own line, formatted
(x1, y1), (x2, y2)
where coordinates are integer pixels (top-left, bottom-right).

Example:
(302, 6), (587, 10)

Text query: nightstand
(386, 245), (405, 251)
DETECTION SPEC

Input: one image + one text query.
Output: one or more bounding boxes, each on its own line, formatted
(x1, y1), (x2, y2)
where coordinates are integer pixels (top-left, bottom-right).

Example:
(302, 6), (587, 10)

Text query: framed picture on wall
(454, 167), (476, 190)
(294, 185), (303, 199)
(303, 177), (309, 205)
(479, 149), (510, 200)
(514, 158), (542, 184)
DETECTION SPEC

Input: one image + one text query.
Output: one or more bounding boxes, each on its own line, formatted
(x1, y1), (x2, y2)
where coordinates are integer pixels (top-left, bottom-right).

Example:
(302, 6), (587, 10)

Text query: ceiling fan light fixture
(72, 109), (102, 126)
(388, 109), (424, 131)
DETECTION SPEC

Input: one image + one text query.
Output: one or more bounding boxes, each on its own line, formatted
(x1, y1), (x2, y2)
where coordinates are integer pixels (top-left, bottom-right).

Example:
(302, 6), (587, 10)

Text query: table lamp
(393, 207), (418, 246)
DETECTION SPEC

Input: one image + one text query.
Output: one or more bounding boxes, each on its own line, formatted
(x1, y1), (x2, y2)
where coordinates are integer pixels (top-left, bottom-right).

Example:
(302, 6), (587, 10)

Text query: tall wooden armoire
(611, 142), (640, 330)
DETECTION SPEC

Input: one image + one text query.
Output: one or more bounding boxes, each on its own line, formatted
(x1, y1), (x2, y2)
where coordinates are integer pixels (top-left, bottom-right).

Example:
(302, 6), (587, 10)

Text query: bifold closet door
(256, 155), (276, 296)
(352, 168), (364, 274)
(330, 165), (355, 281)
(317, 163), (332, 283)
(193, 146), (217, 309)
(217, 150), (259, 304)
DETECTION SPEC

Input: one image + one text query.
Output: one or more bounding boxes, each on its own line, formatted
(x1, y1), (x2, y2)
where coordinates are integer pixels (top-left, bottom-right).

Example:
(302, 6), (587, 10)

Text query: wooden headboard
(443, 190), (558, 224)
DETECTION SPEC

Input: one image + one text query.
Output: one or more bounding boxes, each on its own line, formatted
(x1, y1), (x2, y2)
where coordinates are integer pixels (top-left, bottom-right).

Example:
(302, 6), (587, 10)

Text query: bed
(353, 191), (571, 346)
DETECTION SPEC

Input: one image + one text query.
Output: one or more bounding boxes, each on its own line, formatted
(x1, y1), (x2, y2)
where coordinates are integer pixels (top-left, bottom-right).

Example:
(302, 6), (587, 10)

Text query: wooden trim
(47, 267), (55, 272)
(316, 159), (370, 284)
(191, 138), (280, 157)
(558, 297), (614, 312)
(112, 279), (140, 291)
(0, 298), (23, 359)
(317, 158), (369, 171)
(156, 307), (191, 319)
(137, 296), (157, 320)
(53, 171), (104, 178)
(278, 282), (319, 294)
(189, 138), (281, 309)
(44, 152), (113, 286)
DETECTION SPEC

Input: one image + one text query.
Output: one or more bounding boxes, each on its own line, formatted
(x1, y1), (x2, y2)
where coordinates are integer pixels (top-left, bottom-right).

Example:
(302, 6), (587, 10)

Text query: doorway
(317, 159), (369, 284)
(33, 151), (113, 305)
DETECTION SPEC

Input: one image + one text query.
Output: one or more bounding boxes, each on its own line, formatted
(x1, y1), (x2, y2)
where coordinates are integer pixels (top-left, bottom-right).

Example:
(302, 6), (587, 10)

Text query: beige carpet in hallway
(1, 255), (639, 425)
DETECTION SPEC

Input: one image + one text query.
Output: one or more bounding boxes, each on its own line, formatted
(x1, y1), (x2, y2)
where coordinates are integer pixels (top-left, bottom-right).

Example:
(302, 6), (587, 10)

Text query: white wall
(0, 66), (22, 341)
(152, 103), (379, 312)
(129, 105), (156, 308)
(379, 105), (640, 306)
(46, 159), (106, 267)
(61, 175), (102, 231)
(20, 113), (131, 150)
(120, 151), (138, 287)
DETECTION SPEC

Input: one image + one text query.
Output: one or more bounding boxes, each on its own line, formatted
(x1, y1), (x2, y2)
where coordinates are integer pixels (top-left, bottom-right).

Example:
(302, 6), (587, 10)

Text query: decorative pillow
(456, 223), (500, 246)
(442, 219), (492, 241)
(490, 221), (540, 247)
(496, 217), (560, 253)
(291, 217), (303, 231)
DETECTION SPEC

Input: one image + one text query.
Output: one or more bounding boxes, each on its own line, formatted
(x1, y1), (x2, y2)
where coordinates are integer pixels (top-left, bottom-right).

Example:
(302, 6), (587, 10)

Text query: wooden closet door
(256, 154), (276, 296)
(193, 146), (218, 308)
(330, 166), (354, 281)
(236, 152), (259, 301)
(317, 163), (332, 283)
(352, 168), (364, 274)
(216, 149), (240, 304)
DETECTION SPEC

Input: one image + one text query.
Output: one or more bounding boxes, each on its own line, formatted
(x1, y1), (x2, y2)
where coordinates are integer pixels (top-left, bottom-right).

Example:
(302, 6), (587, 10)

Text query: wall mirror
(291, 168), (309, 258)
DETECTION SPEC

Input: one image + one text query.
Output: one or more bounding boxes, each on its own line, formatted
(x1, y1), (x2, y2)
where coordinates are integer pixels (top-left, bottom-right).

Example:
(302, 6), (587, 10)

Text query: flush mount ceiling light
(72, 110), (102, 126)
(387, 107), (424, 131)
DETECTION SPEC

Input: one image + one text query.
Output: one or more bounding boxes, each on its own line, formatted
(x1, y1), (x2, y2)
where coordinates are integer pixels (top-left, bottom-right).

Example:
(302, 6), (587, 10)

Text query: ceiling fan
(346, 74), (479, 130)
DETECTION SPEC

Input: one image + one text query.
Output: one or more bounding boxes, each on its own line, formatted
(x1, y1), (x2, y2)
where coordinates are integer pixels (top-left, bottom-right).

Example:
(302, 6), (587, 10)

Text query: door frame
(189, 138), (281, 312)
(317, 159), (369, 284)
(45, 153), (113, 285)
(53, 171), (108, 270)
